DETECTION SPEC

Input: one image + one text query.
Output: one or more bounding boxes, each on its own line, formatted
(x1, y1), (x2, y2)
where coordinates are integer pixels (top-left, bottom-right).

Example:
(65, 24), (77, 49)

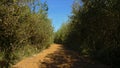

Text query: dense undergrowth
(0, 0), (53, 67)
(54, 0), (120, 68)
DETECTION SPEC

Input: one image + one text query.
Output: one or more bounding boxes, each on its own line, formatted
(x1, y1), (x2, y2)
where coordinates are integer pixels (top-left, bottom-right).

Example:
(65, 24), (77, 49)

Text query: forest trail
(13, 44), (109, 68)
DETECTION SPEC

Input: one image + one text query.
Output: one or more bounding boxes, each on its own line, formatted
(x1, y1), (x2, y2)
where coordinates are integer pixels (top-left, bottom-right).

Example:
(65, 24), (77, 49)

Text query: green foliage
(54, 23), (71, 44)
(0, 0), (53, 67)
(55, 0), (120, 67)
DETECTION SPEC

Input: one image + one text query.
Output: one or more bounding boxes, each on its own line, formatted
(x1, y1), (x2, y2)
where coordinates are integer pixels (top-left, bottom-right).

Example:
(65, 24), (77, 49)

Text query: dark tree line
(54, 0), (120, 67)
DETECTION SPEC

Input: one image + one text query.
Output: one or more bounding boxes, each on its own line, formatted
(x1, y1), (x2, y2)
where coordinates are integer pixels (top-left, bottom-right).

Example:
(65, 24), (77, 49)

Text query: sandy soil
(13, 44), (109, 68)
(13, 44), (61, 68)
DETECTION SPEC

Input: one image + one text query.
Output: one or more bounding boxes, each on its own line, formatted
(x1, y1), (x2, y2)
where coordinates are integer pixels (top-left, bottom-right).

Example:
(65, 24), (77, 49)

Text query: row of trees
(54, 0), (120, 67)
(0, 0), (53, 67)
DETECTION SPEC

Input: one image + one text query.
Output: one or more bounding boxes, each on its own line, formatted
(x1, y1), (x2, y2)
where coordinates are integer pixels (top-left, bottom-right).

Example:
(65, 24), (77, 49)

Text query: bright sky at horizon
(46, 0), (74, 31)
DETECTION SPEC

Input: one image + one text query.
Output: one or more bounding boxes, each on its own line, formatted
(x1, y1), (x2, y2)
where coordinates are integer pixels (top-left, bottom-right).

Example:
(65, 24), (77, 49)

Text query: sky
(45, 0), (74, 31)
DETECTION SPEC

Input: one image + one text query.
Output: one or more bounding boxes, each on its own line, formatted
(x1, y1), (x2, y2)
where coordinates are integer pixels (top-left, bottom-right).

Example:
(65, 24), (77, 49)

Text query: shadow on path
(39, 45), (109, 68)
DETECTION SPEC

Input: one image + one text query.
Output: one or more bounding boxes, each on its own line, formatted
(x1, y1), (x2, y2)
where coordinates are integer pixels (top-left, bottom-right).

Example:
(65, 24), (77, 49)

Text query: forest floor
(13, 44), (109, 68)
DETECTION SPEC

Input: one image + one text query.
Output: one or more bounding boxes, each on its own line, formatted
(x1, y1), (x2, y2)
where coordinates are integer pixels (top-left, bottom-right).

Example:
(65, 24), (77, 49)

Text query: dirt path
(13, 44), (109, 68)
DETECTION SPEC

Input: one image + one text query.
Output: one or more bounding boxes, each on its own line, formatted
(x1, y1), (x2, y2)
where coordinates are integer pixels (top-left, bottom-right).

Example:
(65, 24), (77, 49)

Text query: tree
(55, 0), (120, 67)
(0, 0), (53, 67)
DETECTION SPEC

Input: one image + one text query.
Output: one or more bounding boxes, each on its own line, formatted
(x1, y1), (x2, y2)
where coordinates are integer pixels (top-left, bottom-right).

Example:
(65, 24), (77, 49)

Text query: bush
(0, 0), (53, 67)
(54, 0), (120, 67)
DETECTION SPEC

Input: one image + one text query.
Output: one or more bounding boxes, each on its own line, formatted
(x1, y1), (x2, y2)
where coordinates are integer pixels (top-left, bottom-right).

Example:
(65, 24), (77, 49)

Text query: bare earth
(13, 44), (109, 68)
